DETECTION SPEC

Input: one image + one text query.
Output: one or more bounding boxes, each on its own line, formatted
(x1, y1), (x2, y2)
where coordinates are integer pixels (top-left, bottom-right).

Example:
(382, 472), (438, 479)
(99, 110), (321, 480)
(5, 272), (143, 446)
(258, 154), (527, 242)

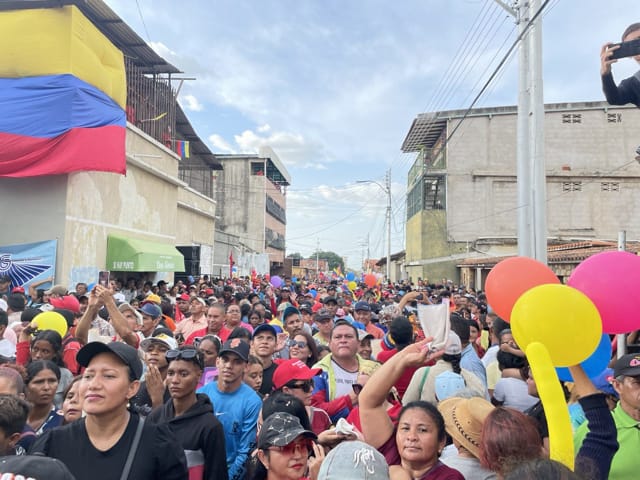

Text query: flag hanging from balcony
(0, 6), (126, 178)
(175, 140), (190, 159)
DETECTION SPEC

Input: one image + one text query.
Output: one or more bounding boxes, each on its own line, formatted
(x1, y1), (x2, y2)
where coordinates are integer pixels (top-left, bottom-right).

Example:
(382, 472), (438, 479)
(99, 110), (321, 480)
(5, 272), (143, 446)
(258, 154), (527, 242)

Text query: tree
(288, 252), (303, 259)
(309, 250), (344, 272)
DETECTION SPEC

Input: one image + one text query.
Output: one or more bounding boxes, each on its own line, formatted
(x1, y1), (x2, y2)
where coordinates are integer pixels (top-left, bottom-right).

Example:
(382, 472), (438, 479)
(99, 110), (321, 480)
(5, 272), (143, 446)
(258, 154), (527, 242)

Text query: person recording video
(600, 22), (640, 107)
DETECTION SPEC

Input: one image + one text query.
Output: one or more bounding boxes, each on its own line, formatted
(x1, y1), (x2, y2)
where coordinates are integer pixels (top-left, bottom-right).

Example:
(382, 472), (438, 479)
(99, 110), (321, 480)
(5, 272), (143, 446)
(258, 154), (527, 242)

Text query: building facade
(214, 146), (290, 275)
(402, 101), (640, 283)
(0, 1), (219, 288)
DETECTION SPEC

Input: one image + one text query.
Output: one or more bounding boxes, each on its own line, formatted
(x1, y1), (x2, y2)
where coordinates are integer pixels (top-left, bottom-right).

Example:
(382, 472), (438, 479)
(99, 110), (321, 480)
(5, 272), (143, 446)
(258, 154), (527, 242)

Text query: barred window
(562, 114), (582, 124)
(562, 182), (582, 192)
(607, 113), (622, 123)
(601, 182), (620, 192)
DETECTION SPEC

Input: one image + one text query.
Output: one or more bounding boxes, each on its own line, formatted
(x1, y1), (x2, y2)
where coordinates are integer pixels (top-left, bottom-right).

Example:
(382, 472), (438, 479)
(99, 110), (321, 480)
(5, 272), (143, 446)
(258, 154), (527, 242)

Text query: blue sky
(106, 0), (638, 270)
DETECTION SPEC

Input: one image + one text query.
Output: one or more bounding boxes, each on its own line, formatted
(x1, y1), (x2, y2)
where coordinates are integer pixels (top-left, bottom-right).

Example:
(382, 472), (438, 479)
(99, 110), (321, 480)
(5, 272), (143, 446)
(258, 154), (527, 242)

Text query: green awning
(106, 235), (185, 272)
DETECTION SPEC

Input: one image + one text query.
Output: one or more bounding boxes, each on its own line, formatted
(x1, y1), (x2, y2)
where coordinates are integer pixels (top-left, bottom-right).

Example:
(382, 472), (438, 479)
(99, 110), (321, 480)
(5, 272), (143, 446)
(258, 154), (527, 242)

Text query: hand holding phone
(609, 38), (640, 60)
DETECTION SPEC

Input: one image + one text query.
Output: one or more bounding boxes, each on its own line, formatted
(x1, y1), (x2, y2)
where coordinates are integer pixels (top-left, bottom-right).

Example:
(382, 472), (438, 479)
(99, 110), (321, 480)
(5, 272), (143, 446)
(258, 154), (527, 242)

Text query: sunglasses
(288, 340), (308, 349)
(286, 380), (314, 393)
(166, 348), (204, 369)
(269, 438), (313, 455)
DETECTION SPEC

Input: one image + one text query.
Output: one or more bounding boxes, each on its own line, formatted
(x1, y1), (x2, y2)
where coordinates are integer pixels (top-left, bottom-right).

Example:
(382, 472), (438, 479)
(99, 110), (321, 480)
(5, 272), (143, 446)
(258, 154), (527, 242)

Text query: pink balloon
(568, 251), (640, 334)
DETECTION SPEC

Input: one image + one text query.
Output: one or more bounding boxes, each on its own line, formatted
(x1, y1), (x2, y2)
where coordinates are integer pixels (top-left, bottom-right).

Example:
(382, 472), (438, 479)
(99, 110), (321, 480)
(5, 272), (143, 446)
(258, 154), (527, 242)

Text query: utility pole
(385, 169), (392, 283)
(357, 170), (392, 281)
(497, 0), (547, 263)
(316, 238), (319, 280)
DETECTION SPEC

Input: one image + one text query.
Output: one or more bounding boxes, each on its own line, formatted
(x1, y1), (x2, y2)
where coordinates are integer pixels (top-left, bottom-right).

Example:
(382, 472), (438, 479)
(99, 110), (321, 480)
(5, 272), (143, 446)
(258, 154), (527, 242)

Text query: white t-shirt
(331, 358), (358, 398)
(492, 377), (539, 412)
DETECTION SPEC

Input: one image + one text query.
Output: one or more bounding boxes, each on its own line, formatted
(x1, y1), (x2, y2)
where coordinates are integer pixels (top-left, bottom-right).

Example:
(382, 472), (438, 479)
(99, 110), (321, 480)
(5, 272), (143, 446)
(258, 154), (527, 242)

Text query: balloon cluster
(485, 251), (640, 470)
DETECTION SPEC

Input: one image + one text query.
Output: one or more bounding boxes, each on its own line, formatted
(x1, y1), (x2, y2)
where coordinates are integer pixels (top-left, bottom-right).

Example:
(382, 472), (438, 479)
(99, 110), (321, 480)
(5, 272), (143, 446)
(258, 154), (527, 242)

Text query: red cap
(11, 286), (25, 294)
(49, 295), (81, 314)
(205, 288), (214, 295)
(272, 359), (321, 390)
(177, 293), (190, 301)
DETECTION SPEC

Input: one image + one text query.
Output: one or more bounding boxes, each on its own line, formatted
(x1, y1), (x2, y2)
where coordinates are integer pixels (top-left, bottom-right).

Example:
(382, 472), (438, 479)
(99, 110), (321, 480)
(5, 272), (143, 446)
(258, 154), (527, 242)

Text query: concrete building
(376, 250), (406, 283)
(0, 0), (220, 288)
(402, 101), (640, 283)
(214, 146), (290, 275)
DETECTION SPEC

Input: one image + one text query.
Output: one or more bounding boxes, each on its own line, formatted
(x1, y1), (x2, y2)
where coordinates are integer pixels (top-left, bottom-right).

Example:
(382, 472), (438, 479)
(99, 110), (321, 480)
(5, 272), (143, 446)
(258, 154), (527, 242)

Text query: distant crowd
(0, 273), (628, 479)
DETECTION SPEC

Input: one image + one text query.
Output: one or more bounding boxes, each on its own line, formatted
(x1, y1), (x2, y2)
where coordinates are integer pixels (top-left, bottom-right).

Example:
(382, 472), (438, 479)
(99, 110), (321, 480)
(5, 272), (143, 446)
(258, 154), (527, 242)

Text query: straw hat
(437, 397), (494, 459)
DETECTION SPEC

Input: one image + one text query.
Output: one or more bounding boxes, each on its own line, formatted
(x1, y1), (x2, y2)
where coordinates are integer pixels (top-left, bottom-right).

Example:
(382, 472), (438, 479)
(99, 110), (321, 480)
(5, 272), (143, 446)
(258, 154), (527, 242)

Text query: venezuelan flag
(0, 75), (125, 177)
(0, 6), (126, 177)
(175, 140), (190, 159)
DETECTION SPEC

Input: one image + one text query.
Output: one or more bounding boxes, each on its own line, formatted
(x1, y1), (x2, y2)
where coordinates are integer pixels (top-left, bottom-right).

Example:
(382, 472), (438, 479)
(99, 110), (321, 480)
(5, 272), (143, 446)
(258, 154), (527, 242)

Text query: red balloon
(485, 256), (560, 322)
(364, 274), (377, 288)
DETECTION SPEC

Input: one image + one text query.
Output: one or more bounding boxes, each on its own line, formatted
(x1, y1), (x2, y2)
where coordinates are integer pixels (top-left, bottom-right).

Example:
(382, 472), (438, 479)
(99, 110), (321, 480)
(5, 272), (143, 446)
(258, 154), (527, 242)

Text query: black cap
(323, 296), (338, 305)
(257, 412), (317, 449)
(218, 338), (250, 362)
(0, 455), (77, 480)
(77, 341), (143, 381)
(354, 301), (371, 312)
(613, 353), (640, 378)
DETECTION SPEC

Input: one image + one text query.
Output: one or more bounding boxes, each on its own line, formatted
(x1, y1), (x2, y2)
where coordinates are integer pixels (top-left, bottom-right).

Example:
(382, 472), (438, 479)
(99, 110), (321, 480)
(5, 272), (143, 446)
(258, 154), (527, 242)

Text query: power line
(135, 0), (152, 43)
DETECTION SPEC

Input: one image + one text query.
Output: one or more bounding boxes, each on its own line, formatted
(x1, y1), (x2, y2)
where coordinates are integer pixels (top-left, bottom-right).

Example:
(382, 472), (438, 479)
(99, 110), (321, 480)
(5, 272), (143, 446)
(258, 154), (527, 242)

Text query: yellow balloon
(33, 311), (68, 338)
(511, 284), (601, 367)
(348, 281), (357, 291)
(527, 343), (574, 469)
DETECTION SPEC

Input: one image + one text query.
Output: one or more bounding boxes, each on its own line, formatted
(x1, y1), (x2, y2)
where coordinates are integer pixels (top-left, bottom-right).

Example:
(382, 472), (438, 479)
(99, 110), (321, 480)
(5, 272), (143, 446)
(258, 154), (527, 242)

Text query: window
(601, 182), (620, 192)
(424, 176), (446, 210)
(406, 180), (424, 220)
(607, 113), (622, 123)
(562, 182), (582, 192)
(251, 162), (265, 175)
(562, 114), (582, 124)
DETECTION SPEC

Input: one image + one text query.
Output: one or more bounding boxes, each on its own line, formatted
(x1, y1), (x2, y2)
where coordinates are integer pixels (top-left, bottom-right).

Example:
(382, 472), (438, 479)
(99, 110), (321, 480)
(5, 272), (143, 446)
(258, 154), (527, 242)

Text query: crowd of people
(0, 272), (629, 479)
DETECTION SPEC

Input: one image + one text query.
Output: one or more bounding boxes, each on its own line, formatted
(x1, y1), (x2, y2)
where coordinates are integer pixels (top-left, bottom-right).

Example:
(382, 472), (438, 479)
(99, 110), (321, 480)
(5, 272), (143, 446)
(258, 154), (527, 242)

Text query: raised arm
(570, 364), (618, 480)
(359, 338), (441, 448)
(75, 288), (102, 345)
(96, 285), (138, 347)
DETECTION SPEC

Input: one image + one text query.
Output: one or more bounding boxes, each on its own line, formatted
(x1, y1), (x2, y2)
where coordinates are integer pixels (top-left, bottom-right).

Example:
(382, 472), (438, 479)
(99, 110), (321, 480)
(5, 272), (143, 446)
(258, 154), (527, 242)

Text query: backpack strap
(119, 416), (145, 480)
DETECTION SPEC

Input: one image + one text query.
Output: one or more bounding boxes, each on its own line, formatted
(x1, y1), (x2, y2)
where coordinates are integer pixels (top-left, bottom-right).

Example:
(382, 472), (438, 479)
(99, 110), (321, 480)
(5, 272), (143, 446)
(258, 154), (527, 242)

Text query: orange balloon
(485, 256), (560, 322)
(364, 274), (377, 288)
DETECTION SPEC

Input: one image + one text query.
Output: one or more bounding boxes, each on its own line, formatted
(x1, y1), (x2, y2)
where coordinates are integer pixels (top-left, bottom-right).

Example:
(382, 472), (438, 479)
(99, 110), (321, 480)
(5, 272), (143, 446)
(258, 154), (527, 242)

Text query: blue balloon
(87, 283), (96, 292)
(556, 334), (612, 382)
(346, 272), (356, 281)
(292, 277), (298, 283)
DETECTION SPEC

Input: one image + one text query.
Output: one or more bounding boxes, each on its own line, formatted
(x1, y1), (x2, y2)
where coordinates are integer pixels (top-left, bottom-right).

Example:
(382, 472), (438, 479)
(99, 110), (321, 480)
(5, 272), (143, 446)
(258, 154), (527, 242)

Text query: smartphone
(98, 271), (110, 288)
(610, 38), (640, 60)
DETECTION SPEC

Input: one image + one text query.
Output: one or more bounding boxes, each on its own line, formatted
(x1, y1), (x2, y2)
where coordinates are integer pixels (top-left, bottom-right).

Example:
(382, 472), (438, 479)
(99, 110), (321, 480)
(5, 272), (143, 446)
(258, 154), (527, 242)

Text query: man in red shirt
(185, 303), (231, 345)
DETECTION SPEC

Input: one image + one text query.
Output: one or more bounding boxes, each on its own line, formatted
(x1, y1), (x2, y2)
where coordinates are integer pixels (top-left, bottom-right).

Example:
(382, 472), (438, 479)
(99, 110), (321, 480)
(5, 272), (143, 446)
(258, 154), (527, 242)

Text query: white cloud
(206, 127), (332, 169)
(149, 41), (177, 59)
(208, 134), (236, 154)
(179, 94), (204, 112)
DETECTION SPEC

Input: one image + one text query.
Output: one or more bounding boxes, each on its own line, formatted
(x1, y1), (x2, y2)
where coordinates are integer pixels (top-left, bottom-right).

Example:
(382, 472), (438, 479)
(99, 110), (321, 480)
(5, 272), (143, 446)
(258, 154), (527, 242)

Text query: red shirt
(376, 348), (419, 400)
(184, 326), (231, 345)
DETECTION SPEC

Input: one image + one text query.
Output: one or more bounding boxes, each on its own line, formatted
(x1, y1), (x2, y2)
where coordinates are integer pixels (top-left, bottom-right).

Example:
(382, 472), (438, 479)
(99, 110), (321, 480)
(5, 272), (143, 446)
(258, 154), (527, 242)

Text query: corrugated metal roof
(0, 0), (180, 74)
(175, 103), (222, 170)
(457, 241), (640, 268)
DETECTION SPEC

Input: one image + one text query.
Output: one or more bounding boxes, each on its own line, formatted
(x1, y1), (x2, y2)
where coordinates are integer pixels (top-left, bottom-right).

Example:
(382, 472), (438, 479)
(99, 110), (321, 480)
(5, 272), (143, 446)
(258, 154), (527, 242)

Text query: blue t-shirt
(197, 381), (261, 480)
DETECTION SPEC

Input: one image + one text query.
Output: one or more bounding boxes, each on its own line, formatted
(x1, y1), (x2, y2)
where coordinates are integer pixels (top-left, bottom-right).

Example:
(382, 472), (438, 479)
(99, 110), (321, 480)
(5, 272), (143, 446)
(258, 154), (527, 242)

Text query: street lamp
(356, 169), (391, 282)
